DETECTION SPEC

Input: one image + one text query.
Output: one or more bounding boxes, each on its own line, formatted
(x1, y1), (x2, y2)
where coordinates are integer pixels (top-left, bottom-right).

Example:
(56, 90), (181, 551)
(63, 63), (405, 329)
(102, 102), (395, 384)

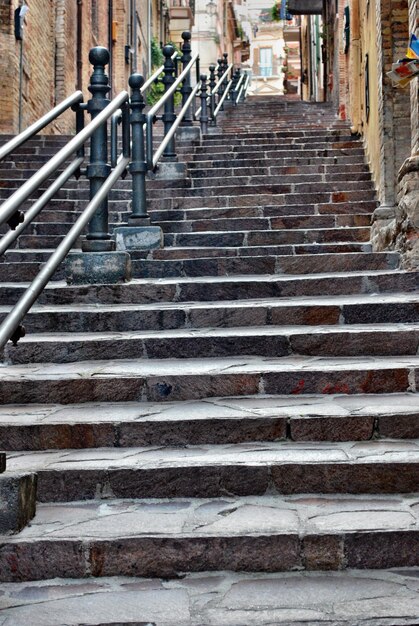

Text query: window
(259, 47), (273, 77)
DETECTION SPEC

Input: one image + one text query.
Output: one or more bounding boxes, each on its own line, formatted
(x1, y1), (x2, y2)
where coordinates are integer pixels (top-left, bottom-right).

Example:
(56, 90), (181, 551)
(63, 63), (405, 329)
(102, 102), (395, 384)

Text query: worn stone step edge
(1, 355), (418, 404)
(4, 439), (419, 502)
(0, 392), (418, 449)
(4, 323), (419, 366)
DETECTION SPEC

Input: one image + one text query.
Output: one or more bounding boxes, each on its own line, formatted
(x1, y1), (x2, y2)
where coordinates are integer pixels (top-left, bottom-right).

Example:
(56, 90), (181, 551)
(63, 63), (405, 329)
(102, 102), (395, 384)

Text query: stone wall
(371, 0), (418, 268)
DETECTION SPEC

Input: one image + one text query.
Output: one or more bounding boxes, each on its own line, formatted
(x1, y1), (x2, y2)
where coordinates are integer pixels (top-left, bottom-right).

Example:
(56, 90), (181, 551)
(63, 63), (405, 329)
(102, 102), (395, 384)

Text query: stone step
(162, 227), (372, 248)
(145, 242), (373, 258)
(1, 569), (418, 625)
(1, 355), (418, 404)
(4, 439), (419, 501)
(189, 165), (371, 180)
(199, 135), (358, 146)
(132, 253), (398, 280)
(0, 252), (396, 283)
(147, 191), (376, 211)
(1, 494), (419, 583)
(4, 322), (419, 365)
(0, 181), (375, 202)
(191, 148), (366, 162)
(188, 155), (368, 169)
(192, 139), (365, 151)
(1, 242), (373, 266)
(154, 213), (372, 233)
(13, 199), (377, 222)
(1, 392), (418, 451)
(0, 213), (373, 238)
(1, 269), (416, 306)
(148, 182), (375, 200)
(1, 293), (417, 334)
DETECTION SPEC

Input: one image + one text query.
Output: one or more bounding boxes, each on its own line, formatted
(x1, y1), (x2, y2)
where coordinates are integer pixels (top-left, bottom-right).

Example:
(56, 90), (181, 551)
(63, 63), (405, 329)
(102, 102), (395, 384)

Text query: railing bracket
(7, 210), (24, 230)
(10, 325), (25, 347)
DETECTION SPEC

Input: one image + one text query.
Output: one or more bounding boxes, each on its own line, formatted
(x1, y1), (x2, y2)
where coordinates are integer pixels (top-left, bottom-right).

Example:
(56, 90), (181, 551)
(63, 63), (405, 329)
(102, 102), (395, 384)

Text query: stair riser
(155, 214), (371, 233)
(0, 365), (415, 404)
(5, 329), (419, 364)
(148, 243), (372, 258)
(147, 192), (376, 210)
(163, 229), (371, 248)
(2, 411), (418, 451)
(0, 530), (417, 582)
(0, 412), (394, 451)
(24, 461), (419, 502)
(132, 254), (397, 279)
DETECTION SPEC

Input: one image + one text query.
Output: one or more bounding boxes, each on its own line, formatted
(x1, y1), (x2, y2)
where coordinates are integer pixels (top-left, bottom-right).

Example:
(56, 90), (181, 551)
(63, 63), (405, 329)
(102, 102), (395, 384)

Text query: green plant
(147, 38), (182, 106)
(151, 37), (164, 68)
(270, 1), (286, 22)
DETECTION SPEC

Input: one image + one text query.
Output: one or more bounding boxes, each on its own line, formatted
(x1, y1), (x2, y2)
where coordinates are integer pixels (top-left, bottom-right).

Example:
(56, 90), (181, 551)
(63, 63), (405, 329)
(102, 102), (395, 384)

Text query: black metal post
(162, 43), (177, 160)
(222, 52), (229, 102)
(128, 73), (149, 223)
(83, 46), (113, 252)
(217, 58), (225, 110)
(180, 31), (193, 126)
(199, 74), (208, 135)
(232, 68), (241, 105)
(208, 64), (217, 124)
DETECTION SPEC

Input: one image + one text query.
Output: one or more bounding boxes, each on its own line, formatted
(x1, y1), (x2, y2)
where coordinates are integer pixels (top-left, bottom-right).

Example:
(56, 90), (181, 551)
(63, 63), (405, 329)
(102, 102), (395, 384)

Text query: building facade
(299, 0), (418, 268)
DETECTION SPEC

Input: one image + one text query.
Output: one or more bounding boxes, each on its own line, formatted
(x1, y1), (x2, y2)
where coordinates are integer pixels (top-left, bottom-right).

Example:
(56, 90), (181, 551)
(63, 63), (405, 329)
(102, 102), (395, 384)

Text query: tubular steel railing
(0, 33), (250, 349)
(0, 91), (84, 162)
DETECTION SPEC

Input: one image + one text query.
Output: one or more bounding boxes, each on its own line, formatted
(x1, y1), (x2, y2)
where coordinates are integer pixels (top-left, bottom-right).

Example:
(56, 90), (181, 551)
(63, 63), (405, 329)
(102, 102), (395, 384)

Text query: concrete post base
(149, 161), (187, 180)
(65, 251), (132, 285)
(176, 125), (201, 143)
(114, 226), (163, 251)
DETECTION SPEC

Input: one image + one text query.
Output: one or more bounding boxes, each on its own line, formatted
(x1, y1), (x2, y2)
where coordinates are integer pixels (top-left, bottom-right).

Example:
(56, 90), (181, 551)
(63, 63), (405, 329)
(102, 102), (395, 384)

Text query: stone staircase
(0, 96), (418, 625)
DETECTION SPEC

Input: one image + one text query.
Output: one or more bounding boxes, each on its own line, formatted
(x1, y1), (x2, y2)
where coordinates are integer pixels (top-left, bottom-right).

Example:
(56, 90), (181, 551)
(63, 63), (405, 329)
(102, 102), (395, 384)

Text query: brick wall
(0, 0), (157, 136)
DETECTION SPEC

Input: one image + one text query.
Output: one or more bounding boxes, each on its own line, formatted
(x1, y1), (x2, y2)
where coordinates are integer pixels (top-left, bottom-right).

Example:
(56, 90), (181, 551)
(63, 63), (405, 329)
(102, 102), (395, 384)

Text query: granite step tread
(0, 569), (418, 625)
(3, 439), (419, 501)
(0, 393), (417, 450)
(4, 493), (419, 541)
(4, 434), (419, 473)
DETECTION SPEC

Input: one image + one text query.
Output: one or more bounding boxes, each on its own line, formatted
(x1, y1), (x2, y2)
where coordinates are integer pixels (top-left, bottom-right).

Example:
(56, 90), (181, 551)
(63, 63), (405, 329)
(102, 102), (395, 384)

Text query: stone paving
(0, 570), (419, 625)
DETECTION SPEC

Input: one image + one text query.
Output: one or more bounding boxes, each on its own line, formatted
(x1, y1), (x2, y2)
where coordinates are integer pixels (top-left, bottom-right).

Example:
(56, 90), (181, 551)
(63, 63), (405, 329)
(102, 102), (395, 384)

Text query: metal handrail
(234, 73), (245, 103)
(149, 82), (200, 168)
(148, 52), (199, 118)
(0, 155), (129, 351)
(212, 64), (233, 95)
(214, 80), (233, 117)
(140, 49), (179, 93)
(194, 63), (233, 118)
(0, 91), (84, 161)
(242, 73), (251, 99)
(0, 91), (129, 229)
(0, 157), (84, 257)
